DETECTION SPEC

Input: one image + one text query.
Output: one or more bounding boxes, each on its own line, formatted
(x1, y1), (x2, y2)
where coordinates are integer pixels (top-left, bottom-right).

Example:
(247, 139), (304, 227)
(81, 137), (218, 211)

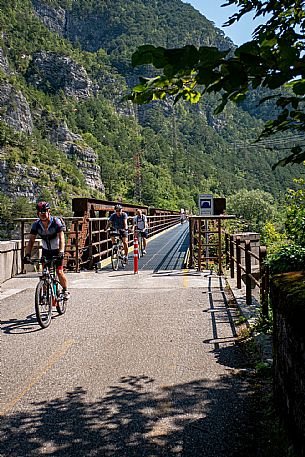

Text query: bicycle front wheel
(35, 280), (52, 328)
(111, 246), (119, 271)
(55, 281), (66, 315)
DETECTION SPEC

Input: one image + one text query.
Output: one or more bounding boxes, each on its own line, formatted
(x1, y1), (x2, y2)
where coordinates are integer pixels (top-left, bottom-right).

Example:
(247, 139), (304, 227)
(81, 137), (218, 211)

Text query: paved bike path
(0, 229), (260, 457)
(107, 222), (189, 273)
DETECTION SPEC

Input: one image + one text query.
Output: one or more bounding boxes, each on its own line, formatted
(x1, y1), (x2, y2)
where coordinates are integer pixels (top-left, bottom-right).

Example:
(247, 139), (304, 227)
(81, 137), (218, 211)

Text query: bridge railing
(225, 233), (269, 317)
(85, 214), (180, 270)
(15, 213), (181, 273)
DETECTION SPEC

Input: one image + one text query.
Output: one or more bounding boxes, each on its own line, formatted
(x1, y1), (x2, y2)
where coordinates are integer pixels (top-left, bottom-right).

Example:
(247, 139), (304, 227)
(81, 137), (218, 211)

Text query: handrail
(225, 233), (269, 317)
(14, 207), (182, 272)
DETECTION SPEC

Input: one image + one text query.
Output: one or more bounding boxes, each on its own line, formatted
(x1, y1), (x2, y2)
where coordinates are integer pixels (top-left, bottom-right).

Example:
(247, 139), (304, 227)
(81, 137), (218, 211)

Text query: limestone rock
(31, 0), (66, 36)
(26, 51), (94, 99)
(0, 47), (10, 75)
(48, 121), (105, 192)
(0, 81), (33, 134)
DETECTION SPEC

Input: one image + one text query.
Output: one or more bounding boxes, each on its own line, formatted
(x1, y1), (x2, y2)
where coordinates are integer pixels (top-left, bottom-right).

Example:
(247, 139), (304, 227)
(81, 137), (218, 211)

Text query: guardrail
(84, 214), (180, 270)
(225, 233), (269, 317)
(15, 213), (181, 272)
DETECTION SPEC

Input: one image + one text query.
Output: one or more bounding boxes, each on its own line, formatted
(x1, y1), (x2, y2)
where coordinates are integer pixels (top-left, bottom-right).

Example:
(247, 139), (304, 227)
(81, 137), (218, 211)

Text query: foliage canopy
(129, 0), (305, 167)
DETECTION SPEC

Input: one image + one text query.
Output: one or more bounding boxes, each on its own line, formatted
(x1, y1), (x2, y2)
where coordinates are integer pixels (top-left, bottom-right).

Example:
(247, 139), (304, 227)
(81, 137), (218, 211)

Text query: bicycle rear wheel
(119, 245), (125, 268)
(55, 281), (66, 315)
(35, 280), (52, 328)
(111, 245), (119, 270)
(139, 234), (143, 257)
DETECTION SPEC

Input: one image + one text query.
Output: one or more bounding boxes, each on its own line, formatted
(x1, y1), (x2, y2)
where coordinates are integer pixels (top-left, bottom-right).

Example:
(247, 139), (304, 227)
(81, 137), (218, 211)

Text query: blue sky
(182, 0), (264, 45)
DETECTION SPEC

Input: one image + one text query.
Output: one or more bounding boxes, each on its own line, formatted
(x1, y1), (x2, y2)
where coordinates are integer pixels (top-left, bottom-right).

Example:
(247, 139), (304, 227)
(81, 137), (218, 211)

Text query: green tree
(129, 0), (305, 166)
(227, 189), (277, 232)
(285, 176), (305, 246)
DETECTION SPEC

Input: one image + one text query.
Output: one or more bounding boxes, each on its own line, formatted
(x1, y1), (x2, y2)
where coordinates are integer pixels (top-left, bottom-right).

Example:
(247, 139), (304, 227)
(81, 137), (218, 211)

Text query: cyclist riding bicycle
(132, 208), (148, 255)
(24, 201), (70, 301)
(105, 204), (129, 263)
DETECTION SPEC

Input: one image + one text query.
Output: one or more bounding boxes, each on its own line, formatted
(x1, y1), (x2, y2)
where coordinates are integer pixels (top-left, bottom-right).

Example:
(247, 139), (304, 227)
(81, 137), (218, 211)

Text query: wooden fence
(225, 233), (269, 317)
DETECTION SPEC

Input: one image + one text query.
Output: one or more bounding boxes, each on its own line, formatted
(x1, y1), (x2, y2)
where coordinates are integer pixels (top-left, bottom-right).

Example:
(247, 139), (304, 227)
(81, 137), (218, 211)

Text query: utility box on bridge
(198, 195), (226, 216)
(198, 194), (214, 215)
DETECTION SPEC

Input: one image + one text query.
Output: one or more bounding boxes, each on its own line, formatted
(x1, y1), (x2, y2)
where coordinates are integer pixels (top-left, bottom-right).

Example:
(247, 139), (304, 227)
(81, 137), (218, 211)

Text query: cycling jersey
(30, 216), (65, 250)
(133, 214), (147, 231)
(108, 212), (128, 230)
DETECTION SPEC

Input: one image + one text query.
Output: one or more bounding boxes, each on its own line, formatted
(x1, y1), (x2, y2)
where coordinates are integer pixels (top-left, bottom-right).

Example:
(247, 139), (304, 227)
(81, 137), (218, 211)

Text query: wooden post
(245, 240), (252, 306)
(88, 220), (93, 269)
(75, 221), (79, 273)
(260, 246), (268, 318)
(21, 220), (25, 274)
(189, 217), (194, 268)
(225, 233), (229, 267)
(217, 219), (222, 275)
(198, 219), (202, 272)
(236, 237), (241, 289)
(230, 235), (234, 278)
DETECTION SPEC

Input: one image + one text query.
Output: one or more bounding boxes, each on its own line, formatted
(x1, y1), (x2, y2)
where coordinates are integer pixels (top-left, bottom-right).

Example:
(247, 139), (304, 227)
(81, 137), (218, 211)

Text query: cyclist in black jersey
(105, 204), (129, 263)
(24, 201), (70, 301)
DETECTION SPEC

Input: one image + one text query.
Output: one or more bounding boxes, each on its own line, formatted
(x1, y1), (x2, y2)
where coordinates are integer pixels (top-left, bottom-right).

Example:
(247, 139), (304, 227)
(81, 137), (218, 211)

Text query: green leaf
(292, 80), (305, 95)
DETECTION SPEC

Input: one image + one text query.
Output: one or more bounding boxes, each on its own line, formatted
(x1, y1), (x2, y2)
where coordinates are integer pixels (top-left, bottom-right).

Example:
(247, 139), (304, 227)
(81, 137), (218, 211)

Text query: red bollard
(134, 235), (139, 274)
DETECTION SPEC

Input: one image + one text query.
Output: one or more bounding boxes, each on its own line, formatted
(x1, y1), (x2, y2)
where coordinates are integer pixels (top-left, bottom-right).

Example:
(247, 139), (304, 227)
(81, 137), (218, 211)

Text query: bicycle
(135, 230), (145, 257)
(111, 232), (126, 271)
(29, 256), (66, 329)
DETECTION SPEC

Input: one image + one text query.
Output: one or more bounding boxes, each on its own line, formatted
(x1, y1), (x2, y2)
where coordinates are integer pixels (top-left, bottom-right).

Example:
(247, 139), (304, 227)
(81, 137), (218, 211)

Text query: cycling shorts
(136, 230), (148, 239)
(42, 248), (64, 271)
(110, 229), (128, 239)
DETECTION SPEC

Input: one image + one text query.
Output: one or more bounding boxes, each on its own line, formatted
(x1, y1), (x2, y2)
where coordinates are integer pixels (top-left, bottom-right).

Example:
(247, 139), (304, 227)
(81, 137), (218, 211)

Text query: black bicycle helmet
(36, 201), (51, 212)
(114, 204), (122, 211)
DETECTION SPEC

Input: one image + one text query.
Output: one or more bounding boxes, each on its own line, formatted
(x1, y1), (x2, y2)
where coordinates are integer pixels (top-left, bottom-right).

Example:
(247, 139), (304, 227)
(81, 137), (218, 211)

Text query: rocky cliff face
(0, 80), (34, 135)
(47, 121), (104, 192)
(0, 46), (104, 199)
(0, 47), (10, 75)
(31, 0), (66, 35)
(0, 160), (41, 201)
(26, 51), (95, 98)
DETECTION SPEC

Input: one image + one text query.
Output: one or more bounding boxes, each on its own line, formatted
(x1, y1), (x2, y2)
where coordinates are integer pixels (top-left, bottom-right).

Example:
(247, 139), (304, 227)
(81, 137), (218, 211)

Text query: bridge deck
(0, 228), (260, 457)
(107, 222), (189, 272)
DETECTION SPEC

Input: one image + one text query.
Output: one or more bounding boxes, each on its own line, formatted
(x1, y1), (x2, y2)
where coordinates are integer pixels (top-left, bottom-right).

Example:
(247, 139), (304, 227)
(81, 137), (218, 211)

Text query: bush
(266, 243), (305, 275)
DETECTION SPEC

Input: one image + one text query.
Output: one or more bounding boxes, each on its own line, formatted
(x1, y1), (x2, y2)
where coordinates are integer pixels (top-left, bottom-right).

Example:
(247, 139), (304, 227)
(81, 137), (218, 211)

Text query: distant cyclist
(24, 201), (70, 301)
(105, 204), (129, 263)
(132, 209), (148, 255)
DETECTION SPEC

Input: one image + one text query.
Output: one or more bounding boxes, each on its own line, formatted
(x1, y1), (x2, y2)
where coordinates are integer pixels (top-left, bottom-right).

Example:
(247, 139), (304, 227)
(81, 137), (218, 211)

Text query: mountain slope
(0, 0), (300, 218)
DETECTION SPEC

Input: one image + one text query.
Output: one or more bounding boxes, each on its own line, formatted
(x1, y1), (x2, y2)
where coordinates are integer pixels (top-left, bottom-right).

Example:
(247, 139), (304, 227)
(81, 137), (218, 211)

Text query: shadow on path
(1, 366), (261, 457)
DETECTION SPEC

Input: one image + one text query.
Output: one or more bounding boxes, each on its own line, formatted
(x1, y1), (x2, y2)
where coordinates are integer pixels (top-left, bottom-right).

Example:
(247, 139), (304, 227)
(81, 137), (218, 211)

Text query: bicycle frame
(135, 230), (144, 257)
(111, 233), (125, 270)
(32, 256), (66, 328)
